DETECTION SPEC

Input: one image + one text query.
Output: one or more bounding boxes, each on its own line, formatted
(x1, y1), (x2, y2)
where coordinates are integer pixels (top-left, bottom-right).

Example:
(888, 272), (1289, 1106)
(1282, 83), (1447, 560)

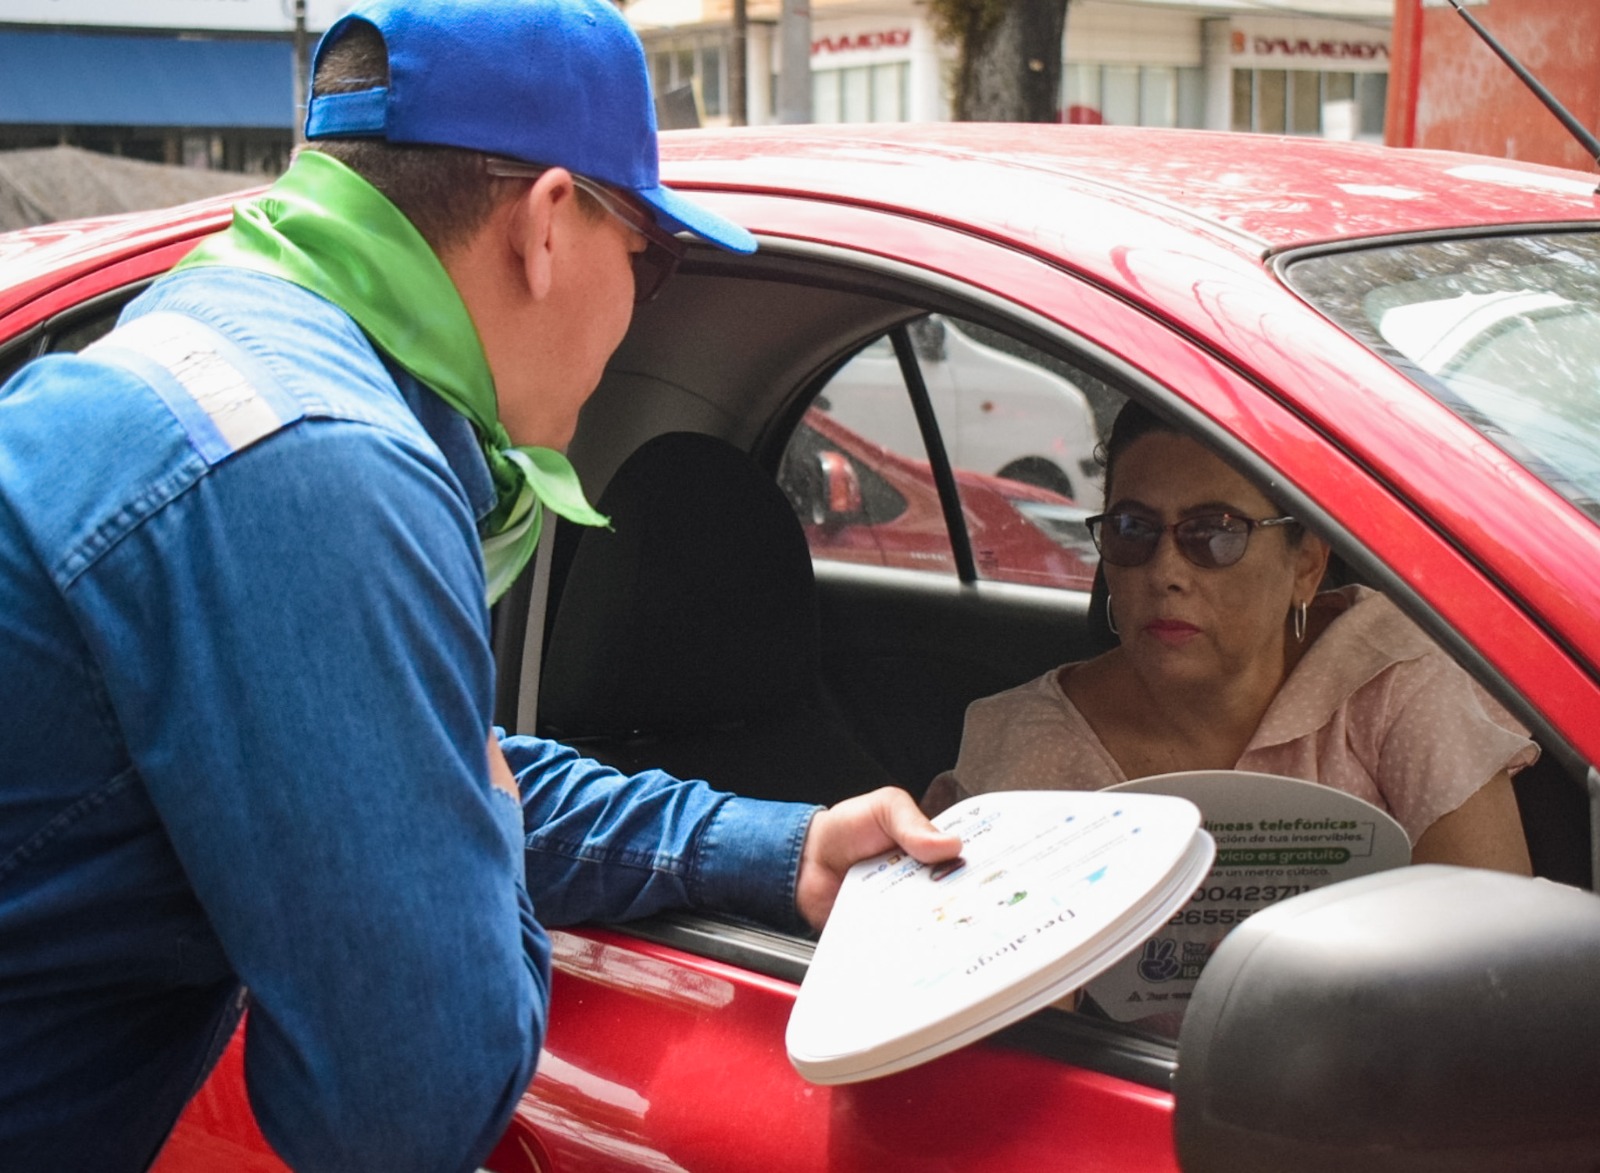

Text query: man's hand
(795, 787), (963, 931)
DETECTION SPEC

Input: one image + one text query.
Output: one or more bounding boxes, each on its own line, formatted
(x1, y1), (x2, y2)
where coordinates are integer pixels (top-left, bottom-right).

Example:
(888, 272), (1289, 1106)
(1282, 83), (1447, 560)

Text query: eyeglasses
(1084, 510), (1298, 569)
(484, 158), (687, 303)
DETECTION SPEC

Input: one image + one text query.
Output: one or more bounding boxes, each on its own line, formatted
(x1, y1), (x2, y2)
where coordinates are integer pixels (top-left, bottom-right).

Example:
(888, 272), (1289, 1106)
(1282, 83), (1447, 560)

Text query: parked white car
(817, 314), (1103, 499)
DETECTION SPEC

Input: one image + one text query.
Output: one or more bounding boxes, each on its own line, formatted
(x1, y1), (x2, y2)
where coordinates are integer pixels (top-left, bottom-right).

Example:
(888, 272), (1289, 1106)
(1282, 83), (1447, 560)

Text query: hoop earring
(1106, 594), (1119, 637)
(1293, 599), (1308, 644)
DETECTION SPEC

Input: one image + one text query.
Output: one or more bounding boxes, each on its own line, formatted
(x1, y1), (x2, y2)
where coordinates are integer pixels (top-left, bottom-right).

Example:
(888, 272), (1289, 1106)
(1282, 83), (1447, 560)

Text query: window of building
(1257, 70), (1288, 133)
(1358, 73), (1389, 137)
(1290, 71), (1321, 134)
(812, 62), (910, 124)
(1064, 64), (1206, 129)
(1231, 68), (1253, 133)
(645, 33), (729, 120)
(1140, 68), (1177, 129)
(701, 43), (723, 115)
(1102, 65), (1141, 126)
(1231, 68), (1388, 141)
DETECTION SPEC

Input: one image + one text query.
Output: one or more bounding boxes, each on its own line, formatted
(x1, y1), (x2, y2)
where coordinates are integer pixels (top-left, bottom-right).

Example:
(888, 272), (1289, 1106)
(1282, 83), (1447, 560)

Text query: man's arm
(502, 737), (960, 934)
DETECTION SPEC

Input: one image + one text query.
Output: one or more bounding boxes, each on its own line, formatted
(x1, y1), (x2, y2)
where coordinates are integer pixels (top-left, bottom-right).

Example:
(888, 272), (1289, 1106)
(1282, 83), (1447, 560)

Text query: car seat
(537, 431), (899, 807)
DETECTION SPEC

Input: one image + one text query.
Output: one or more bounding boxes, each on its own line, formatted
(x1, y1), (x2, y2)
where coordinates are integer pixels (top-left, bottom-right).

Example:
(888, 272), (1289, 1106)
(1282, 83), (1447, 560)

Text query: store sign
(812, 28), (911, 56)
(1, 0), (346, 32)
(1232, 32), (1389, 62)
(1229, 16), (1391, 71)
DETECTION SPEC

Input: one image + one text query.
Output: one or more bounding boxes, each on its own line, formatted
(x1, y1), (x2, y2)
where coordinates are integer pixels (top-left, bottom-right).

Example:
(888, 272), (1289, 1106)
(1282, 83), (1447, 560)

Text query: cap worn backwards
(304, 0), (755, 254)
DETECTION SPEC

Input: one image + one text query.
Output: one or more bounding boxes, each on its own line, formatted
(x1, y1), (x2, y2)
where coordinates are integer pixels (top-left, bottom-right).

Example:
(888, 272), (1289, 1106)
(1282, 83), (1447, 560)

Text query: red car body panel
(0, 192), (242, 324)
(7, 125), (1600, 1171)
(520, 931), (1177, 1172)
(152, 931), (1179, 1173)
(659, 124), (1600, 252)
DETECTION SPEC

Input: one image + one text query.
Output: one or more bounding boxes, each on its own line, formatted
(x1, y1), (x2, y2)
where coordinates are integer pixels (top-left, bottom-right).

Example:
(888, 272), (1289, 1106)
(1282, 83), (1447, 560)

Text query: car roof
(0, 190), (246, 320)
(660, 123), (1600, 256)
(7, 125), (1598, 321)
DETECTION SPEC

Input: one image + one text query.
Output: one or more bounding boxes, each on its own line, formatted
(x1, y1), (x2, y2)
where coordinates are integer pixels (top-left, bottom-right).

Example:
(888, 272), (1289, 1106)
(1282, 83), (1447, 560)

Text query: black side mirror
(1174, 866), (1600, 1172)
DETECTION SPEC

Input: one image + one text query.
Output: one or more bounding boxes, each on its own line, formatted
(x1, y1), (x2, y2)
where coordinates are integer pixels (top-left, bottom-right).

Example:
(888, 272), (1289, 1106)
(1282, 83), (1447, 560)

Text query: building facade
(629, 0), (1392, 140)
(0, 0), (1394, 176)
(1387, 0), (1600, 170)
(0, 0), (348, 172)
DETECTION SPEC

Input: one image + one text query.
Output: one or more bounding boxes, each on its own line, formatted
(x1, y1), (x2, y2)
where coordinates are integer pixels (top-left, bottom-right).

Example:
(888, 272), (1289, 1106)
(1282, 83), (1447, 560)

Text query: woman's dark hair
(1096, 398), (1180, 500)
(1097, 398), (1305, 544)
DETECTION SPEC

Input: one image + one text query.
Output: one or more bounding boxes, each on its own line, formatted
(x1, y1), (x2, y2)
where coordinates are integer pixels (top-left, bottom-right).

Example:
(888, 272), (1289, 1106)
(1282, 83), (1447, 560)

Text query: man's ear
(509, 168), (576, 303)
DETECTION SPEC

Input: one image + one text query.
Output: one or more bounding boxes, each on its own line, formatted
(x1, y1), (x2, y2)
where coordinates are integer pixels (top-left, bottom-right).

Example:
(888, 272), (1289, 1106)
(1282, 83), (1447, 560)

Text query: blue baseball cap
(305, 0), (756, 255)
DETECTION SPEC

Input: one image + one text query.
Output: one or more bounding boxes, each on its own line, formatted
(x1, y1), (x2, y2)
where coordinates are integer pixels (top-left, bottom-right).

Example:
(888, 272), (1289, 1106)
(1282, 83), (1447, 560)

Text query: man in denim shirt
(0, 2), (959, 1169)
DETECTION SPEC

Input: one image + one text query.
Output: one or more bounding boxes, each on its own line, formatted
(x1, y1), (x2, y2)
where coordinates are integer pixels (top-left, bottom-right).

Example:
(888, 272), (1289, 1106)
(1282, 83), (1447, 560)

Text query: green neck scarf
(178, 149), (608, 603)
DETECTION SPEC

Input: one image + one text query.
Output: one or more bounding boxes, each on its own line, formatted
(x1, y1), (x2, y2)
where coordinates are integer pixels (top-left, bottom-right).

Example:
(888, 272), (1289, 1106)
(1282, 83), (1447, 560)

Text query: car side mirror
(1174, 866), (1600, 1173)
(783, 445), (865, 527)
(814, 450), (863, 522)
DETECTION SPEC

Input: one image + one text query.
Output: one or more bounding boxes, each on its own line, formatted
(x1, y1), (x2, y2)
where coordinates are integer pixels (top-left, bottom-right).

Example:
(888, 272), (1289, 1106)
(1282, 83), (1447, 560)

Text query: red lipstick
(1144, 618), (1200, 646)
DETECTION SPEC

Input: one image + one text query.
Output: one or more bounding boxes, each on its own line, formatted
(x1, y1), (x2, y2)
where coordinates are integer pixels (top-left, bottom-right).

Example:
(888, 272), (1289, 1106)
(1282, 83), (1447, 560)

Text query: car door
(492, 218), (1226, 1170)
(502, 186), (1598, 1170)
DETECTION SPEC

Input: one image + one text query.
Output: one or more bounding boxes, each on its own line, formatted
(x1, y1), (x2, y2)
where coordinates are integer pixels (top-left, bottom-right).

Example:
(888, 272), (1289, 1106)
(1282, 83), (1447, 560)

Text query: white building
(0, 0), (1395, 173)
(627, 0), (1394, 140)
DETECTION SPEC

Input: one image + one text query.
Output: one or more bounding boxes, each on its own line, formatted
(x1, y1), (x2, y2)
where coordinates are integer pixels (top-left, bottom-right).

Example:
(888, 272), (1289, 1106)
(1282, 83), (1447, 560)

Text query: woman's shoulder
(962, 657), (1128, 738)
(953, 661), (1123, 794)
(1311, 584), (1443, 666)
(963, 664), (1075, 724)
(1260, 586), (1448, 744)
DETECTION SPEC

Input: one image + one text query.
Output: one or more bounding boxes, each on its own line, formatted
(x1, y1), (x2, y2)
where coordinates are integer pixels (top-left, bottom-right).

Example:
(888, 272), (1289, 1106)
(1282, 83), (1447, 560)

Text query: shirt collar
(1250, 584), (1439, 751)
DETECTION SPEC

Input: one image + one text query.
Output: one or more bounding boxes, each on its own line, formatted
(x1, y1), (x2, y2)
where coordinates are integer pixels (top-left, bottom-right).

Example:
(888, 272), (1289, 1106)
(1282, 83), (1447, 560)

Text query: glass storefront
(1231, 68), (1387, 139)
(1065, 63), (1207, 128)
(813, 62), (911, 123)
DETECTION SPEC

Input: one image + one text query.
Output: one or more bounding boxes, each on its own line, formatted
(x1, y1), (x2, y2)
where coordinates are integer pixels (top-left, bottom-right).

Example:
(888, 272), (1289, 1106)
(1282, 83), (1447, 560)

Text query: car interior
(518, 250), (1125, 785)
(4, 238), (1593, 1082)
(537, 428), (898, 808)
(513, 243), (1591, 871)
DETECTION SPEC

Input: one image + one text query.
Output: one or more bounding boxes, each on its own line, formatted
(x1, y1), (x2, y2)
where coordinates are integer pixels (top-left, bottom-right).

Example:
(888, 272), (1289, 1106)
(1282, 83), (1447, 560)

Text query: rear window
(1285, 230), (1600, 519)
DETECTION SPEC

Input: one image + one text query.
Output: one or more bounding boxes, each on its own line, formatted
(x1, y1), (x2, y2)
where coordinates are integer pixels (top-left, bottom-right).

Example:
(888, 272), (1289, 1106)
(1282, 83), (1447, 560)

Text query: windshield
(1285, 231), (1600, 518)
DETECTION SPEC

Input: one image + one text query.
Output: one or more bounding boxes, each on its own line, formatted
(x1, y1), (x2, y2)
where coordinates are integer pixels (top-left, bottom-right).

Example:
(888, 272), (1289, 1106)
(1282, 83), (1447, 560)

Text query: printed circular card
(1087, 770), (1410, 1033)
(786, 789), (1214, 1084)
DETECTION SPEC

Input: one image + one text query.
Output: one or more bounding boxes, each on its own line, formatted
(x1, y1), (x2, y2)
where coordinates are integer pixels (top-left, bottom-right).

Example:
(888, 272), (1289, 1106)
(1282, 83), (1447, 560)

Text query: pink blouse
(925, 586), (1537, 845)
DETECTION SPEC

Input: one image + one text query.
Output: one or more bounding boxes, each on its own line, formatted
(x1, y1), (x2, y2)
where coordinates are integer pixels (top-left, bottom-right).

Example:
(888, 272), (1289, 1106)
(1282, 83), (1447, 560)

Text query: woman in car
(922, 399), (1534, 873)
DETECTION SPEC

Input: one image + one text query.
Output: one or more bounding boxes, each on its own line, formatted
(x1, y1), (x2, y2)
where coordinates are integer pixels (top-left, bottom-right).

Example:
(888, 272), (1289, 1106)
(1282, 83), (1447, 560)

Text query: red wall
(1387, 0), (1600, 170)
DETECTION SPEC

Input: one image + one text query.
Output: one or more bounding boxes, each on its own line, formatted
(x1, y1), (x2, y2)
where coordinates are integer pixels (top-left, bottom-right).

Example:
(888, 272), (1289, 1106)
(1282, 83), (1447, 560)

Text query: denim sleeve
(504, 737), (821, 936)
(67, 420), (544, 1173)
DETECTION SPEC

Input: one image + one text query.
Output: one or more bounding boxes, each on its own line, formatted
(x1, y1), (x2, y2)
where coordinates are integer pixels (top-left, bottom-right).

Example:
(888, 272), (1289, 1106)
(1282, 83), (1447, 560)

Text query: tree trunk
(936, 0), (1070, 122)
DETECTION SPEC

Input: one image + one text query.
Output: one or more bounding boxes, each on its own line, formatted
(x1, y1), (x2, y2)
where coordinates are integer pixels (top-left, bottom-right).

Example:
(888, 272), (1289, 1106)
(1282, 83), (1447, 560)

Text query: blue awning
(0, 31), (295, 129)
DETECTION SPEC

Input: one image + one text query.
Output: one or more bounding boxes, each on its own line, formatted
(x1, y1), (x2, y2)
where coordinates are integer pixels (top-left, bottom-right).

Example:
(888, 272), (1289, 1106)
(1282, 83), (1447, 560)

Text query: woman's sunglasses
(485, 158), (687, 303)
(1084, 510), (1297, 569)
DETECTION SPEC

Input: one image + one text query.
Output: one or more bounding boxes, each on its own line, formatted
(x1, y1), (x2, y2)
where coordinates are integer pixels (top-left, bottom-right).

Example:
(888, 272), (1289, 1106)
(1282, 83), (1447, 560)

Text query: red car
(785, 406), (1099, 589)
(6, 124), (1600, 1171)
